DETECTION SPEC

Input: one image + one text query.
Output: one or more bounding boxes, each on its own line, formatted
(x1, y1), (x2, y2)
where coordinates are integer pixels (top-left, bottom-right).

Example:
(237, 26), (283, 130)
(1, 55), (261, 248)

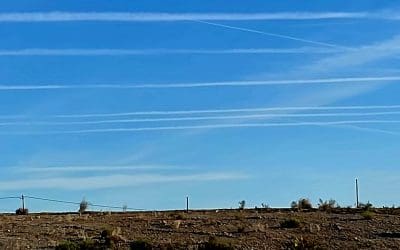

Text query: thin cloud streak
(2, 111), (400, 126)
(1, 76), (400, 91)
(4, 120), (400, 135)
(14, 165), (188, 173)
(0, 172), (248, 190)
(0, 12), (369, 22)
(336, 124), (400, 136)
(0, 47), (344, 56)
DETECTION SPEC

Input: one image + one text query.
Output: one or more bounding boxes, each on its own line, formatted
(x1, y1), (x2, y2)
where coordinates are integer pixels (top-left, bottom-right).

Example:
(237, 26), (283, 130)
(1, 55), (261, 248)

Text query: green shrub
(199, 236), (234, 250)
(280, 218), (301, 228)
(55, 241), (79, 250)
(56, 240), (96, 250)
(361, 210), (374, 220)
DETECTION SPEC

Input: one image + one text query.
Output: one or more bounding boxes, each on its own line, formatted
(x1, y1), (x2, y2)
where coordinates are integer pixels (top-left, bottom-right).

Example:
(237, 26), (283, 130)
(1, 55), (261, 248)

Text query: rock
(308, 223), (321, 233)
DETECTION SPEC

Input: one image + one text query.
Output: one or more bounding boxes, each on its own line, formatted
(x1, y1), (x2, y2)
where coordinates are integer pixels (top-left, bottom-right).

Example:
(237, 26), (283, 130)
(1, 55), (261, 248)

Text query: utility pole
(21, 194), (25, 210)
(355, 178), (359, 208)
(186, 195), (189, 213)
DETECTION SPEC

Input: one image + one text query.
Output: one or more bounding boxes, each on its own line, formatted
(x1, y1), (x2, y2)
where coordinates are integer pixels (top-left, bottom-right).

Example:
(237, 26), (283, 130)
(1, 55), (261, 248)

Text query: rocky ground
(0, 208), (399, 249)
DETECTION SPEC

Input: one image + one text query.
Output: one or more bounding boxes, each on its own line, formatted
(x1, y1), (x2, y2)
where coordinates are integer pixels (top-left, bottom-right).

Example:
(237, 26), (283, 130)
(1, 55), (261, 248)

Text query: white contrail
(194, 20), (347, 49)
(0, 76), (399, 91)
(52, 104), (400, 118)
(0, 12), (369, 22)
(2, 111), (400, 126)
(4, 120), (400, 135)
(0, 47), (344, 56)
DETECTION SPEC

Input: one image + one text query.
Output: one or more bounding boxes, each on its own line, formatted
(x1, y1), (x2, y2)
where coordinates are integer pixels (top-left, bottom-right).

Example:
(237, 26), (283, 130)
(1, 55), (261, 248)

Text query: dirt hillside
(0, 208), (399, 249)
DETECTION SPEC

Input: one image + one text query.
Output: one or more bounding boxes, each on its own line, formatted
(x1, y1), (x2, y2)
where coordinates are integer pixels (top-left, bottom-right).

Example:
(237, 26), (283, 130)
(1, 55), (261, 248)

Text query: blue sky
(0, 0), (400, 212)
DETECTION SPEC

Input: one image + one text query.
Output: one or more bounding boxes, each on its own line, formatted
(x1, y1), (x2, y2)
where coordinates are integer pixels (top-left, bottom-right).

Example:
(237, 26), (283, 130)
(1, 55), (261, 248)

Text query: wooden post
(355, 179), (359, 208)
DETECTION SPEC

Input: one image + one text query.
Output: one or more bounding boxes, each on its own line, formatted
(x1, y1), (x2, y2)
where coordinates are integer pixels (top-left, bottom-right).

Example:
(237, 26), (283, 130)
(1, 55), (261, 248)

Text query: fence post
(355, 178), (359, 208)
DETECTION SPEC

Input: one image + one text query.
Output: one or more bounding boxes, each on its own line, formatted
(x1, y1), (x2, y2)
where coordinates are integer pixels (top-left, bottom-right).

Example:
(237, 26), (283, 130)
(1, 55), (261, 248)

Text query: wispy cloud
(303, 35), (400, 73)
(0, 76), (399, 91)
(0, 172), (248, 190)
(0, 47), (344, 56)
(0, 12), (369, 22)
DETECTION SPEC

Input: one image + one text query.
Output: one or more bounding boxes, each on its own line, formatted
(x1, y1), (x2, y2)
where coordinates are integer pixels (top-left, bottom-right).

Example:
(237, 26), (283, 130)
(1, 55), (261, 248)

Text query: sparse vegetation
(359, 201), (373, 210)
(361, 210), (374, 220)
(173, 212), (186, 220)
(199, 236), (234, 250)
(55, 241), (79, 250)
(55, 239), (96, 250)
(1, 204), (400, 249)
(284, 236), (320, 250)
(56, 228), (124, 249)
(280, 218), (301, 228)
(291, 198), (313, 210)
(261, 203), (270, 209)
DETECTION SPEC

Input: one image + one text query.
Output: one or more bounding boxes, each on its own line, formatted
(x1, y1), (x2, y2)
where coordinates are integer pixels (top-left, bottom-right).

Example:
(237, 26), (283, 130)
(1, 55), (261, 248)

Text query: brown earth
(0, 208), (399, 249)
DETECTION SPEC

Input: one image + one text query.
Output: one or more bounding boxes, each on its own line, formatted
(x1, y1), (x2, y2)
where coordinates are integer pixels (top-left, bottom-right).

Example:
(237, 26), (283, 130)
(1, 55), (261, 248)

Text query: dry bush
(280, 218), (301, 228)
(284, 236), (320, 250)
(79, 198), (89, 214)
(291, 198), (313, 210)
(238, 200), (246, 210)
(130, 239), (153, 250)
(15, 208), (28, 215)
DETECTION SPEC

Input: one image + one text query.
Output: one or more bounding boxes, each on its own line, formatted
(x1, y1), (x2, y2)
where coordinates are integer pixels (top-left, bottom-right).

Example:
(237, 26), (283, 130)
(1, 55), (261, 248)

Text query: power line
(25, 195), (81, 205)
(0, 196), (21, 200)
(0, 195), (145, 211)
